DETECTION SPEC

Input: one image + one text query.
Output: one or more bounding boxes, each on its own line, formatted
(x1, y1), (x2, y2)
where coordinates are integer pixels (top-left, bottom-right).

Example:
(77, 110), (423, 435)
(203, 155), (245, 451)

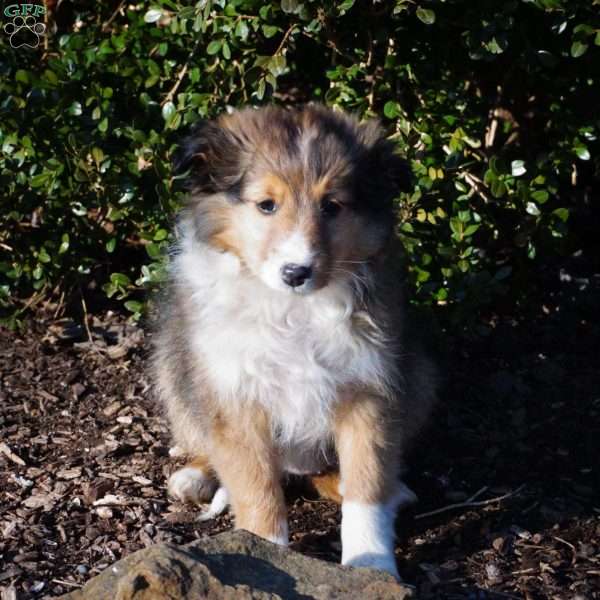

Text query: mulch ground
(1, 255), (599, 600)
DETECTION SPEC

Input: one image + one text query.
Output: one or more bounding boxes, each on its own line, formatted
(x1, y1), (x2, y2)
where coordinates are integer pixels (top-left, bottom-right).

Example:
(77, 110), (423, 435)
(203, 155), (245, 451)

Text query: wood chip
(132, 476), (152, 486)
(93, 494), (126, 507)
(103, 401), (121, 417)
(57, 467), (82, 480)
(23, 493), (57, 511)
(0, 442), (26, 466)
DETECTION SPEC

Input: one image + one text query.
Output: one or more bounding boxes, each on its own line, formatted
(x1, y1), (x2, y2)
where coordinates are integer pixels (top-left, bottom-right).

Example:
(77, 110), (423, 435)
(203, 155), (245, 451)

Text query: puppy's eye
(257, 199), (277, 214)
(320, 197), (342, 218)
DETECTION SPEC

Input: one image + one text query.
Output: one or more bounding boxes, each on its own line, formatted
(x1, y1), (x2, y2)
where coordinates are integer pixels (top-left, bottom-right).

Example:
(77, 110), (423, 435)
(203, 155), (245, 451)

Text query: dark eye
(320, 197), (342, 218)
(257, 199), (277, 214)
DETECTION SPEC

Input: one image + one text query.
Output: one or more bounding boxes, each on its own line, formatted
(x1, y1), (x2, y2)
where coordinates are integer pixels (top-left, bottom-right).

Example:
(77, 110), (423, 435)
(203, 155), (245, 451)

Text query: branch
(274, 24), (297, 56)
(414, 484), (526, 520)
(161, 37), (202, 107)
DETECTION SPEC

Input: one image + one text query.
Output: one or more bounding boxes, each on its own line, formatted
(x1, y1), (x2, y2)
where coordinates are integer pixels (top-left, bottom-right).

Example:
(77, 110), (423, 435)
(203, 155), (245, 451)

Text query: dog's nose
(281, 263), (313, 288)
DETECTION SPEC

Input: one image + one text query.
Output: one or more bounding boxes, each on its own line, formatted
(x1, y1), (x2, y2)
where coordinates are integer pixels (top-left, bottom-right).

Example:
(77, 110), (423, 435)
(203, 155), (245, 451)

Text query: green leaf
(68, 101), (82, 116)
(30, 172), (50, 188)
(464, 224), (480, 237)
(450, 217), (464, 240)
(383, 101), (400, 119)
(526, 202), (541, 216)
(531, 190), (549, 203)
(338, 0), (355, 14)
(206, 40), (222, 55)
(91, 147), (104, 165)
(15, 69), (30, 84)
(416, 8), (435, 25)
(110, 272), (131, 287)
(38, 247), (51, 264)
(574, 145), (591, 160)
(570, 41), (588, 57)
(268, 55), (287, 77)
(595, 31), (600, 46)
(222, 41), (231, 59)
(281, 0), (300, 14)
(59, 234), (70, 254)
(511, 160), (526, 177)
(44, 69), (58, 85)
(553, 208), (569, 222)
(490, 179), (507, 198)
(144, 8), (162, 23)
(235, 20), (249, 41)
(262, 25), (279, 38)
(146, 243), (162, 260)
(162, 101), (176, 122)
(124, 300), (144, 314)
(106, 238), (117, 253)
(98, 117), (108, 133)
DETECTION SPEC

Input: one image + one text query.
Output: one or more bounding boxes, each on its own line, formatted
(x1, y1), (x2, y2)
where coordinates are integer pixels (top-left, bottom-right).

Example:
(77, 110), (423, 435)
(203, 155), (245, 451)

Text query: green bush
(1, 0), (598, 324)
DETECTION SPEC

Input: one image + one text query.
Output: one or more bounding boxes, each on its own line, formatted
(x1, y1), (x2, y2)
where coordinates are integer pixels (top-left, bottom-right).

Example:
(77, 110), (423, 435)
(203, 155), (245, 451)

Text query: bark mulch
(1, 257), (598, 599)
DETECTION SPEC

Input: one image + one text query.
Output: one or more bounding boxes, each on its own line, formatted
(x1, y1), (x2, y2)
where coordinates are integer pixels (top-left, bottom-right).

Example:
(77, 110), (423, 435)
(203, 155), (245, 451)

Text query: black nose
(281, 263), (313, 288)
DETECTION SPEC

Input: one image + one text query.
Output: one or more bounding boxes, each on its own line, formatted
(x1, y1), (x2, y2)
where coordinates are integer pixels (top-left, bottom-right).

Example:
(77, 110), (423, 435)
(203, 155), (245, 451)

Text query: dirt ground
(1, 254), (599, 600)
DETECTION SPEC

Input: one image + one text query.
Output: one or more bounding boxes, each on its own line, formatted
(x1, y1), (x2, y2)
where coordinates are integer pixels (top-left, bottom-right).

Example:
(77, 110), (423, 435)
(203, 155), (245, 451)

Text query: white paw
(344, 553), (400, 579)
(168, 467), (217, 504)
(341, 501), (400, 579)
(198, 486), (229, 521)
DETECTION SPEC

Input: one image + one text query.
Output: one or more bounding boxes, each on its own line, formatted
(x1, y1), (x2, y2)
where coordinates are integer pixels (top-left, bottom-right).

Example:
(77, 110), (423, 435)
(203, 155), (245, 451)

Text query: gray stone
(60, 530), (414, 599)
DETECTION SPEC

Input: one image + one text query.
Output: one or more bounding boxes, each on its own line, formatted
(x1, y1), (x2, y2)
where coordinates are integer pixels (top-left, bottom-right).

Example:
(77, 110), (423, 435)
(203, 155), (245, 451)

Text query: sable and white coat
(152, 105), (436, 578)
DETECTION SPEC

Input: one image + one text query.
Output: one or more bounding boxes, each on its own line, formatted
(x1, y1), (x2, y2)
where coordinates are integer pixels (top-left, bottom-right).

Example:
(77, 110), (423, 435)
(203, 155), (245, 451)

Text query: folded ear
(173, 120), (243, 194)
(375, 138), (412, 195)
(357, 120), (412, 201)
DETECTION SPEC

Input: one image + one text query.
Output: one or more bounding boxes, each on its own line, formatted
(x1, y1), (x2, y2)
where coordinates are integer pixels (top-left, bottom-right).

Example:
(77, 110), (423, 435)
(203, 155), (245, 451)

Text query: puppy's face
(177, 105), (410, 294)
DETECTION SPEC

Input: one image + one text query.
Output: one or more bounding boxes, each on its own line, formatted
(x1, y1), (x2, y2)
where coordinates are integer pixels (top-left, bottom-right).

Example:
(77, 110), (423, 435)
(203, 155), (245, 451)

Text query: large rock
(60, 530), (414, 599)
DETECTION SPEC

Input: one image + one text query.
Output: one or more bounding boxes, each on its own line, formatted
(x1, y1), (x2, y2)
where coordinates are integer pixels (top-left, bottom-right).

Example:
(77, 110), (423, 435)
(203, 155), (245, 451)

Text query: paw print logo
(4, 15), (46, 49)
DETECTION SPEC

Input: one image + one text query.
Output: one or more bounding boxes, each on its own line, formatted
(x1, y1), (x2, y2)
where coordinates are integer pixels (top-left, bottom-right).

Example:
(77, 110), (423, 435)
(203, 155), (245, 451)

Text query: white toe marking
(168, 467), (215, 504)
(341, 500), (399, 579)
(168, 445), (185, 458)
(198, 486), (230, 521)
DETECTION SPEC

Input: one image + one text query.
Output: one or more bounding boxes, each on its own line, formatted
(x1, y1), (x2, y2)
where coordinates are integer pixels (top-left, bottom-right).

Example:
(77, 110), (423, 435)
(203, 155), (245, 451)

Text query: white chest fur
(174, 236), (390, 468)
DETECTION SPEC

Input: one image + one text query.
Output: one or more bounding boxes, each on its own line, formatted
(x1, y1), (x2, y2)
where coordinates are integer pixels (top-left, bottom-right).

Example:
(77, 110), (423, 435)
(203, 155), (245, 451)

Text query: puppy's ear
(371, 137), (412, 196)
(358, 120), (413, 201)
(173, 120), (243, 194)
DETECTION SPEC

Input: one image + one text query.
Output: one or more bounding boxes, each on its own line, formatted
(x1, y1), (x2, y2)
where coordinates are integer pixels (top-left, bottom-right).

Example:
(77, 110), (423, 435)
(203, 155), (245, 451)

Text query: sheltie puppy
(152, 104), (437, 579)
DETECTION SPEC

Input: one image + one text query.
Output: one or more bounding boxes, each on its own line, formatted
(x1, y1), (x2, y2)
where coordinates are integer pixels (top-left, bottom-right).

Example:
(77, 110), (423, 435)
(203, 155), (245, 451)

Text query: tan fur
(310, 471), (343, 504)
(188, 454), (216, 481)
(209, 409), (287, 541)
(334, 391), (399, 504)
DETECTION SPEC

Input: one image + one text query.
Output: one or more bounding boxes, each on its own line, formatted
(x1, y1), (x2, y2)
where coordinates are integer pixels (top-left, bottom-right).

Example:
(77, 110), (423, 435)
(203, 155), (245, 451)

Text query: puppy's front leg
(335, 395), (403, 579)
(209, 409), (288, 545)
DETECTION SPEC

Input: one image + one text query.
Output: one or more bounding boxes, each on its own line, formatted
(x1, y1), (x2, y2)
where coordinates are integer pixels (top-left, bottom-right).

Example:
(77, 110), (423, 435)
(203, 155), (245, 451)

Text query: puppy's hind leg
(168, 454), (219, 506)
(310, 471), (343, 504)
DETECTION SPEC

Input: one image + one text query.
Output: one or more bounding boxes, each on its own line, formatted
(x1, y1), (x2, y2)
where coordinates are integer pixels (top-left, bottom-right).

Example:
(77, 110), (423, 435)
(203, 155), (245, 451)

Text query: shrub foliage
(1, 0), (598, 322)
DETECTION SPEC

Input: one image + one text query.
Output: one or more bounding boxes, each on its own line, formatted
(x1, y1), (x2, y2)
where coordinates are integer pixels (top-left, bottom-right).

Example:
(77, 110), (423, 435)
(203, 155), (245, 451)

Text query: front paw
(341, 500), (400, 580)
(343, 553), (400, 579)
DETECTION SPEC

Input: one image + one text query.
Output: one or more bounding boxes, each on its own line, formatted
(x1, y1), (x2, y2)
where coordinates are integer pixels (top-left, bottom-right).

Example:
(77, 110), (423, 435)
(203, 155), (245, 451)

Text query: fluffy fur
(151, 104), (437, 578)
